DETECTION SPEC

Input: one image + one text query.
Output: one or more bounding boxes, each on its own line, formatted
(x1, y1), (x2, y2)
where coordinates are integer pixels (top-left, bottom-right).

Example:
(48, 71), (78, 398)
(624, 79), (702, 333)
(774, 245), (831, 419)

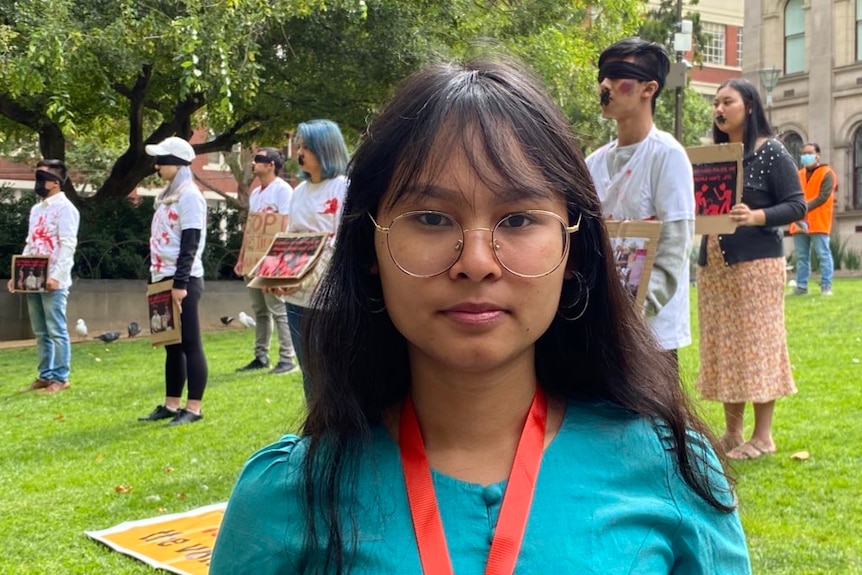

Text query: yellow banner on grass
(85, 502), (226, 575)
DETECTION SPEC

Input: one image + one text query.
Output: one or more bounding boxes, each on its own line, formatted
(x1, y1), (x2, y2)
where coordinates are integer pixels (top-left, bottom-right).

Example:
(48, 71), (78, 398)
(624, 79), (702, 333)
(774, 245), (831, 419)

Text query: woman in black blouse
(696, 78), (806, 460)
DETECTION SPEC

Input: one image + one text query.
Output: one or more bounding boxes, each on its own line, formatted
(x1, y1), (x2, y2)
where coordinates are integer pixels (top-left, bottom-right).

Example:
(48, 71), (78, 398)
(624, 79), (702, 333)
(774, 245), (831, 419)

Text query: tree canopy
(1, 0), (662, 203)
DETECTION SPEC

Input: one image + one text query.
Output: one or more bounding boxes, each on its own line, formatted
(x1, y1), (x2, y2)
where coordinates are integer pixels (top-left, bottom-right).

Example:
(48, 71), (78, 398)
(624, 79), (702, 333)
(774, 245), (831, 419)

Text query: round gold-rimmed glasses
(369, 209), (581, 278)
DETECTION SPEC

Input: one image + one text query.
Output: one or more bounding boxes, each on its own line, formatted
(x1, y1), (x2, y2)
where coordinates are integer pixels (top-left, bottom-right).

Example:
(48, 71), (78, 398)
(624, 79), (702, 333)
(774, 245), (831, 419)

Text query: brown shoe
(25, 378), (51, 392)
(38, 380), (71, 395)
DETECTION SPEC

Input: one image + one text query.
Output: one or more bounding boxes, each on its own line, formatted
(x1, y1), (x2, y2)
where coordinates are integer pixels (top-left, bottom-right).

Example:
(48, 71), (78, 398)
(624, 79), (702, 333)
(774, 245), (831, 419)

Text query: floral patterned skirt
(696, 236), (796, 403)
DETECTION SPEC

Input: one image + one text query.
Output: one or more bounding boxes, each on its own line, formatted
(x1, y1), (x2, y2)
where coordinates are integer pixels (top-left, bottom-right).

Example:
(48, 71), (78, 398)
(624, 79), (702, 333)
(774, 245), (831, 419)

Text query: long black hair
(713, 78), (774, 157)
(301, 55), (732, 574)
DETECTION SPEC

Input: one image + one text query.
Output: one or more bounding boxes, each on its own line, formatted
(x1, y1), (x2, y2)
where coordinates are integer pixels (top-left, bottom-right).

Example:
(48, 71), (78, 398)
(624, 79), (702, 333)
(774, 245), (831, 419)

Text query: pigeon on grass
(95, 331), (122, 344)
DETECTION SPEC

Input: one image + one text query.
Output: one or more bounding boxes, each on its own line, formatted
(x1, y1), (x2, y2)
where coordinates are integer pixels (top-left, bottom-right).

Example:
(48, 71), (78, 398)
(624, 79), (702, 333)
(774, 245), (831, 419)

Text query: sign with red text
(687, 143), (743, 235)
(85, 502), (226, 575)
(247, 232), (328, 289)
(238, 212), (289, 275)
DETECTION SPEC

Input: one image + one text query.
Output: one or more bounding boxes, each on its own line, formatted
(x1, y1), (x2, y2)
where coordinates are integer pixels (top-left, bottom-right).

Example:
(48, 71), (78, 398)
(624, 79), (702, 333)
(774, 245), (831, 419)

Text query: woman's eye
(500, 213), (535, 228)
(416, 212), (453, 227)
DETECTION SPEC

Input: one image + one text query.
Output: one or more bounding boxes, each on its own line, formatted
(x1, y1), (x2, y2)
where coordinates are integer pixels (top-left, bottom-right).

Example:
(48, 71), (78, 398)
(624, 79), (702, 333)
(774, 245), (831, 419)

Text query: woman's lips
(441, 303), (507, 326)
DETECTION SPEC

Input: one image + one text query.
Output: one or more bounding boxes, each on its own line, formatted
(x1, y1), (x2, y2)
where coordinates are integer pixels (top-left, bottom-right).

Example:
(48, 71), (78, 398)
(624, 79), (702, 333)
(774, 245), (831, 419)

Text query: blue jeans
(286, 303), (311, 401)
(27, 289), (72, 382)
(794, 233), (833, 290)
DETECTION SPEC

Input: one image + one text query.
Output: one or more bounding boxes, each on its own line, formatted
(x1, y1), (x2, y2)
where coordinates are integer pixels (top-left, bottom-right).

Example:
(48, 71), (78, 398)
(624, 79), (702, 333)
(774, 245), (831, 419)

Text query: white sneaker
(821, 287), (833, 296)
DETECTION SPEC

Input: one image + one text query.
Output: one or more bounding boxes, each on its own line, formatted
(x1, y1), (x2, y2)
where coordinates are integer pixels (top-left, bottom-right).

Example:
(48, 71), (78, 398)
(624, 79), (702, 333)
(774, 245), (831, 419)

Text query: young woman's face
(373, 141), (571, 376)
(713, 85), (747, 137)
(295, 136), (322, 182)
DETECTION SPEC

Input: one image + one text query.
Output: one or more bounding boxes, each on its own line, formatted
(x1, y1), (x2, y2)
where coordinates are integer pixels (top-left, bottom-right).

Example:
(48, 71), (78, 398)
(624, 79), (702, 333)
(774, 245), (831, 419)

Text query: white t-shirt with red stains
(24, 192), (80, 289)
(149, 181), (207, 282)
(249, 177), (293, 214)
(283, 175), (347, 308)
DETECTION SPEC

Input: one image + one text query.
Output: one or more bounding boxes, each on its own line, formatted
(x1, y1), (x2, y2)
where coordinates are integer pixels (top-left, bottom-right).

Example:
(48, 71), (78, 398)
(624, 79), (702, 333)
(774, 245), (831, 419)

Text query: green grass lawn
(1, 279), (860, 574)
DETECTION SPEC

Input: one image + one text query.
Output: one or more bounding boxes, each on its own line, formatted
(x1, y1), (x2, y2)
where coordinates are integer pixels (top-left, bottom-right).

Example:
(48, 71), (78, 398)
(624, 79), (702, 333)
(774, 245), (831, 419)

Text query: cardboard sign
(85, 502), (226, 575)
(238, 212), (289, 274)
(604, 220), (662, 309)
(11, 255), (50, 293)
(687, 143), (743, 235)
(247, 232), (328, 289)
(147, 280), (182, 347)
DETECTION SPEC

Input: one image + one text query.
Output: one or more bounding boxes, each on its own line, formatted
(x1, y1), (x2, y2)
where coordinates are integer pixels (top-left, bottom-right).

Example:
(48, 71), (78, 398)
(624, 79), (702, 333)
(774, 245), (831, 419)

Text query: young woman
(138, 136), (209, 426)
(697, 79), (806, 459)
(269, 120), (349, 399)
(212, 58), (750, 573)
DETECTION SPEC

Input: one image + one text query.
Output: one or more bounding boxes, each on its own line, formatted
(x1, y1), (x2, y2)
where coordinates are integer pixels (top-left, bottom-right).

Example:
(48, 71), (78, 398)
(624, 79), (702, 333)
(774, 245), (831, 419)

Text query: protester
(211, 57), (750, 574)
(138, 136), (209, 426)
(234, 147), (298, 374)
(790, 142), (837, 296)
(697, 78), (806, 459)
(266, 120), (349, 399)
(6, 159), (80, 394)
(586, 37), (695, 373)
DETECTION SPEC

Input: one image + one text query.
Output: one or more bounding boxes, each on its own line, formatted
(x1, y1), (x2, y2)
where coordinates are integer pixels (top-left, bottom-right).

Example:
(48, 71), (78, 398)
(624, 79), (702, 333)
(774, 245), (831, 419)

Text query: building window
(854, 127), (862, 209)
(784, 0), (805, 74)
(737, 27), (744, 66)
(702, 22), (726, 65)
(857, 0), (862, 60)
(781, 131), (804, 168)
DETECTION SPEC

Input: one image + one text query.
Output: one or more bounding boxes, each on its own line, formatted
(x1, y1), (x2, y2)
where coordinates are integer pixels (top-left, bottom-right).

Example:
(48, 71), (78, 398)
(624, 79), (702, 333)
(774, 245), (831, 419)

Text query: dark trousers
(286, 303), (311, 401)
(165, 277), (208, 401)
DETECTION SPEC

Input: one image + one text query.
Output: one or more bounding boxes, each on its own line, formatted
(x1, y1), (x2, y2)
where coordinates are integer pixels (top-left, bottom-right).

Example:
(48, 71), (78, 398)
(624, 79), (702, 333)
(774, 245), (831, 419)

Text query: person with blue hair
(268, 120), (349, 399)
(138, 136), (209, 426)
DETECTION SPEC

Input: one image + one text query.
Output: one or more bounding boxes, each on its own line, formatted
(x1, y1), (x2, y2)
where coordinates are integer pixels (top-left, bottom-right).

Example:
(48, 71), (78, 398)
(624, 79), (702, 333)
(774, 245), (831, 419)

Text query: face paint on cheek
(619, 80), (634, 94)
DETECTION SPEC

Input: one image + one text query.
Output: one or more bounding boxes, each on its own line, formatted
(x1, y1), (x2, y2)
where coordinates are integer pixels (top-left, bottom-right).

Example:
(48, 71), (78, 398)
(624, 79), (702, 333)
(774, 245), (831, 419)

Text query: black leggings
(164, 277), (208, 401)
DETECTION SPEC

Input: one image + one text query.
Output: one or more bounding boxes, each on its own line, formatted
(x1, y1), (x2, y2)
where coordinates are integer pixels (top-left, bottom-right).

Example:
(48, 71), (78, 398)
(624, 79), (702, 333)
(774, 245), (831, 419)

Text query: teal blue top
(210, 401), (751, 574)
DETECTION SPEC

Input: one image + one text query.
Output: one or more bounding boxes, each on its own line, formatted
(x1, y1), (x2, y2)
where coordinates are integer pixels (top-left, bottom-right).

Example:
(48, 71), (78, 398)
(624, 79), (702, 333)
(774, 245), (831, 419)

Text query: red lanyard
(399, 387), (548, 575)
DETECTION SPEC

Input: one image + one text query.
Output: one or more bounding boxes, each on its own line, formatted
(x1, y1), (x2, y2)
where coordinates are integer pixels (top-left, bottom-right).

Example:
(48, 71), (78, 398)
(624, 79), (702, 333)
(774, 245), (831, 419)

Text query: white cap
(145, 136), (196, 163)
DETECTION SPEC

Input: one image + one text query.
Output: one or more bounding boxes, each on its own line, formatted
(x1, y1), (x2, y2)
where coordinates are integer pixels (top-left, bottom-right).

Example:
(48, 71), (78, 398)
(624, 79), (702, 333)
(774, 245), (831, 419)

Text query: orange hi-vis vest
(790, 165), (836, 235)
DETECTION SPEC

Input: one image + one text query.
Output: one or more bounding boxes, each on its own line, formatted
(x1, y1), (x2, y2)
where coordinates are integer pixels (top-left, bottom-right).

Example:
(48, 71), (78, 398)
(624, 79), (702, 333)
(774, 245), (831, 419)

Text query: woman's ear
(564, 268), (575, 280)
(370, 261), (379, 275)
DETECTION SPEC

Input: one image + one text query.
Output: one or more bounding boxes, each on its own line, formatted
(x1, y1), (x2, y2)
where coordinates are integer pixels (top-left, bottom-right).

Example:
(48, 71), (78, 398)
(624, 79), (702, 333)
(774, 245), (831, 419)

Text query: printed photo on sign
(612, 237), (649, 300)
(604, 220), (662, 310)
(11, 255), (50, 293)
(247, 232), (329, 289)
(146, 280), (182, 346)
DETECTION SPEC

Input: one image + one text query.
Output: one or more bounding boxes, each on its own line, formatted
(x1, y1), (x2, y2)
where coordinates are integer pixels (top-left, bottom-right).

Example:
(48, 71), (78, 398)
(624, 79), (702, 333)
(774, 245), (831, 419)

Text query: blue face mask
(800, 153), (817, 167)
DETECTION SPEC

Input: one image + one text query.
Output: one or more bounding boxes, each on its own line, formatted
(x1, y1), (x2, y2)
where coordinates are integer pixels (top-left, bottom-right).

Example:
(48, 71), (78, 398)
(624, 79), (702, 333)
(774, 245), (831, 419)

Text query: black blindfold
(154, 155), (191, 166)
(598, 61), (664, 93)
(35, 171), (63, 183)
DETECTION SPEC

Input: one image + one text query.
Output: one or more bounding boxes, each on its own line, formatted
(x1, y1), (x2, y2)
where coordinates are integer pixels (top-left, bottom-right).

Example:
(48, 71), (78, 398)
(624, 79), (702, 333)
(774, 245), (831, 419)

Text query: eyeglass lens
(385, 211), (569, 277)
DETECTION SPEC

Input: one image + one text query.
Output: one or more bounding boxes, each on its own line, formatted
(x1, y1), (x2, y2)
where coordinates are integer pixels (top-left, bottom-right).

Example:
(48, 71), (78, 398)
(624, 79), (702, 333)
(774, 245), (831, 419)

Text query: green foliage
(1, 0), (647, 200)
(74, 198), (153, 279)
(1, 188), (245, 281)
(0, 187), (36, 275)
(843, 248), (861, 270)
(203, 206), (244, 280)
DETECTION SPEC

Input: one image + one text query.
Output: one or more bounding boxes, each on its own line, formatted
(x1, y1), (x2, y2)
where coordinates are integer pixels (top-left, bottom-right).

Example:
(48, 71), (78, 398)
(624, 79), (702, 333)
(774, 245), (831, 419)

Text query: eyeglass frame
(368, 209), (582, 278)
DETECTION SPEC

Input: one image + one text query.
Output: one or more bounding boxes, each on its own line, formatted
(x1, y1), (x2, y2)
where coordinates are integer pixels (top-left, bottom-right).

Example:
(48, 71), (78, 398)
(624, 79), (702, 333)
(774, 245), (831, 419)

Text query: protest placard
(687, 143), (744, 235)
